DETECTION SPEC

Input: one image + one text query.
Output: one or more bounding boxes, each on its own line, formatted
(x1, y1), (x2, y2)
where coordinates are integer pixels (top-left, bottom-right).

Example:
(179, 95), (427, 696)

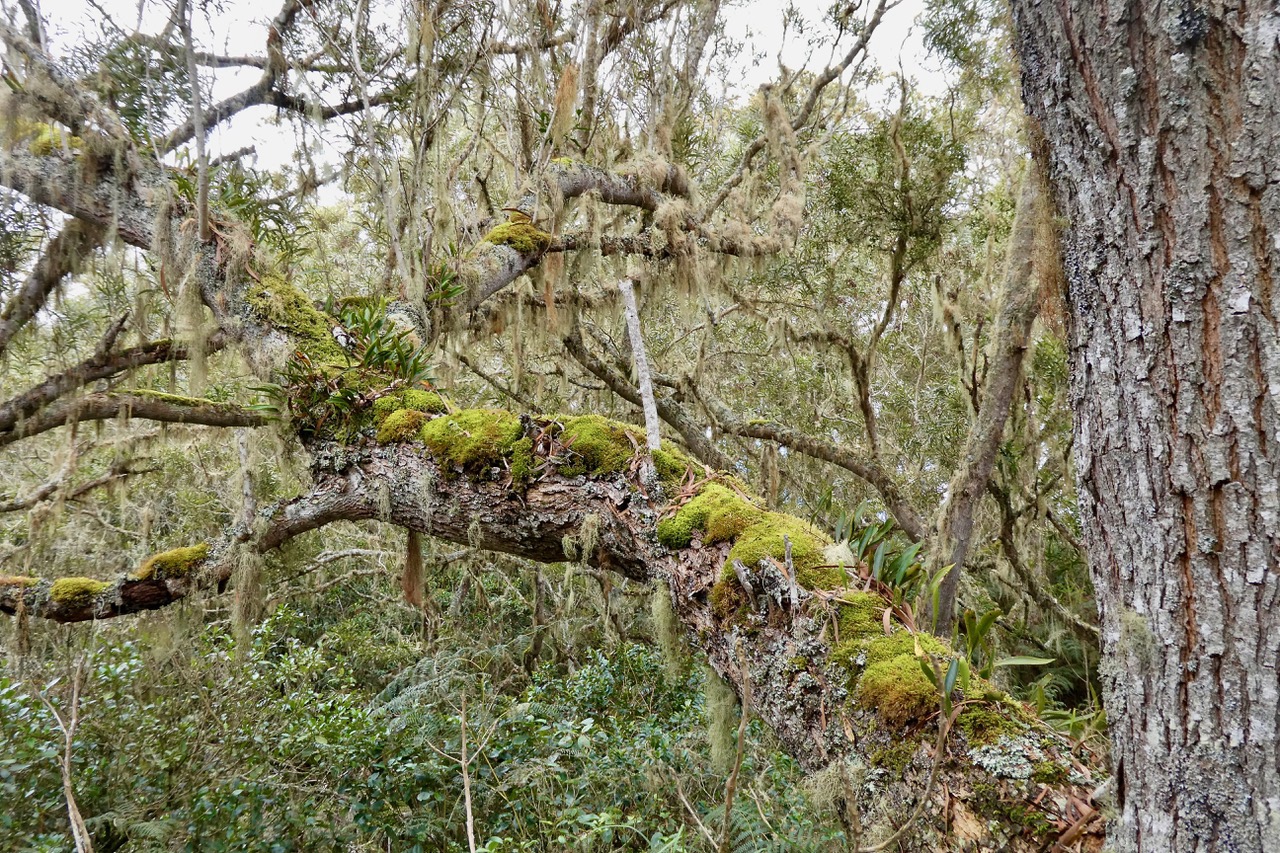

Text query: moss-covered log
(0, 410), (1107, 851)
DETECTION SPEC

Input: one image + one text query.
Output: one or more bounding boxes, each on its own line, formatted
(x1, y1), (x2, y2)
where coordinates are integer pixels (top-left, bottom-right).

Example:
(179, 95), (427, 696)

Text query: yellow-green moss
(652, 445), (696, 490)
(657, 483), (764, 549)
(0, 575), (37, 587)
(244, 274), (348, 363)
(726, 512), (830, 587)
(870, 740), (918, 773)
(855, 652), (940, 728)
(483, 221), (552, 255)
(17, 119), (83, 155)
(133, 543), (211, 581)
(551, 157), (576, 166)
(371, 391), (449, 426)
(709, 577), (749, 622)
(558, 415), (644, 477)
(837, 591), (887, 641)
(509, 437), (536, 484)
(419, 409), (524, 470)
(831, 623), (947, 678)
(377, 409), (428, 442)
(957, 704), (1026, 746)
(1031, 760), (1069, 785)
(50, 577), (110, 608)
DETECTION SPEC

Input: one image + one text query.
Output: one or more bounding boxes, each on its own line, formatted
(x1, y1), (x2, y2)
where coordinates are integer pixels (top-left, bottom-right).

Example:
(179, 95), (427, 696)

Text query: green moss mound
(558, 416), (644, 477)
(509, 437), (536, 485)
(377, 409), (428, 443)
(651, 445), (696, 490)
(837, 592), (887, 641)
(419, 409), (524, 470)
(133, 543), (211, 581)
(50, 577), (110, 608)
(483, 221), (552, 254)
(244, 274), (347, 363)
(855, 652), (940, 727)
(371, 390), (448, 426)
(727, 512), (830, 587)
(957, 704), (1026, 746)
(657, 483), (763, 549)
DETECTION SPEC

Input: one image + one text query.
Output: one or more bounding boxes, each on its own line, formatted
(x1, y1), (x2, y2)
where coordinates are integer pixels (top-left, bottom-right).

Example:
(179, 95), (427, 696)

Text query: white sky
(36, 0), (944, 169)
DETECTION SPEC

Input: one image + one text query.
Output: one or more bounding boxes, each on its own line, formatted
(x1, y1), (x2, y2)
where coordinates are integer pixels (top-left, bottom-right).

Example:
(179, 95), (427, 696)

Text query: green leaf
(993, 656), (1055, 668)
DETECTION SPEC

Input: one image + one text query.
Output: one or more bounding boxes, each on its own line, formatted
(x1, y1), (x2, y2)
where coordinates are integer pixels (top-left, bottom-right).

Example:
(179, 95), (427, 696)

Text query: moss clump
(133, 543), (211, 581)
(377, 409), (428, 442)
(483, 221), (552, 255)
(419, 409), (524, 471)
(956, 705), (1022, 746)
(870, 740), (918, 773)
(726, 512), (830, 586)
(657, 483), (764, 549)
(789, 656), (809, 671)
(244, 274), (347, 363)
(1031, 760), (1069, 785)
(855, 652), (940, 727)
(709, 578), (749, 622)
(558, 415), (644, 477)
(509, 437), (536, 485)
(652, 445), (696, 490)
(20, 119), (82, 155)
(0, 575), (37, 587)
(50, 577), (110, 608)
(837, 591), (887, 641)
(401, 389), (448, 413)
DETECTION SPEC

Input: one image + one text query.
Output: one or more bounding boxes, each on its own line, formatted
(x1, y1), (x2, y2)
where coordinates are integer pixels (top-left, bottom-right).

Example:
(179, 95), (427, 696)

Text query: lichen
(483, 221), (553, 255)
(244, 274), (348, 363)
(49, 577), (110, 608)
(855, 651), (940, 728)
(377, 409), (428, 443)
(133, 543), (211, 581)
(419, 409), (525, 471)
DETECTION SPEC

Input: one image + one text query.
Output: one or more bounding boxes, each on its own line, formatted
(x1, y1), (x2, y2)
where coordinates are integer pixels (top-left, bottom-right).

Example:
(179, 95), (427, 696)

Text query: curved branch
(0, 392), (266, 446)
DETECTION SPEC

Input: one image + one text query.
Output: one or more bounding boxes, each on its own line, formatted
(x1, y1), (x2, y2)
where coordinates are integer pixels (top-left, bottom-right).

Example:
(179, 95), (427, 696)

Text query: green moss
(133, 543), (211, 581)
(1031, 760), (1069, 785)
(419, 409), (525, 471)
(855, 652), (940, 727)
(956, 705), (1022, 746)
(558, 415), (644, 477)
(371, 390), (448, 426)
(709, 578), (748, 622)
(652, 445), (696, 490)
(551, 157), (576, 166)
(509, 437), (536, 485)
(377, 409), (428, 442)
(19, 119), (82, 155)
(837, 592), (887, 641)
(244, 274), (347, 363)
(789, 656), (809, 671)
(870, 741), (918, 773)
(483, 221), (553, 255)
(0, 575), (36, 587)
(726, 512), (830, 586)
(50, 577), (110, 608)
(863, 630), (946, 668)
(657, 483), (764, 549)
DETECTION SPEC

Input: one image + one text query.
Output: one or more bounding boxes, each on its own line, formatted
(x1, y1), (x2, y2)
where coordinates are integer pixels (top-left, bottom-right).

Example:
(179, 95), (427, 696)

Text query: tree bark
(1012, 0), (1280, 848)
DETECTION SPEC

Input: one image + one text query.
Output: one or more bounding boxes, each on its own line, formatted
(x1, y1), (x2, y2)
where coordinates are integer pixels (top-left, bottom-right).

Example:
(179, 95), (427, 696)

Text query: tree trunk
(1012, 1), (1280, 848)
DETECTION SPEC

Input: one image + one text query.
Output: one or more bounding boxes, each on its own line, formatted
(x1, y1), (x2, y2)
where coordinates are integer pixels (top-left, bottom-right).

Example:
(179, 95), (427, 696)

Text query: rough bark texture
(1012, 0), (1280, 848)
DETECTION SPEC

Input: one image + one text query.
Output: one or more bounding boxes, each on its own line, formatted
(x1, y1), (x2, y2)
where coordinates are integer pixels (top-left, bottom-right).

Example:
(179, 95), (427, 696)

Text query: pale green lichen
(50, 577), (110, 608)
(133, 543), (211, 581)
(377, 409), (428, 443)
(419, 409), (524, 471)
(483, 221), (552, 255)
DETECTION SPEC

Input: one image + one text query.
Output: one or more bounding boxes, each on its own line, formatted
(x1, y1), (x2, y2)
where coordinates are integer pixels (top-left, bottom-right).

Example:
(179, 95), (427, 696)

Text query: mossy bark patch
(657, 483), (764, 549)
(244, 274), (347, 363)
(557, 415), (645, 477)
(419, 409), (525, 471)
(0, 575), (37, 587)
(50, 577), (110, 608)
(377, 409), (428, 442)
(855, 652), (941, 727)
(133, 542), (211, 581)
(482, 221), (553, 254)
